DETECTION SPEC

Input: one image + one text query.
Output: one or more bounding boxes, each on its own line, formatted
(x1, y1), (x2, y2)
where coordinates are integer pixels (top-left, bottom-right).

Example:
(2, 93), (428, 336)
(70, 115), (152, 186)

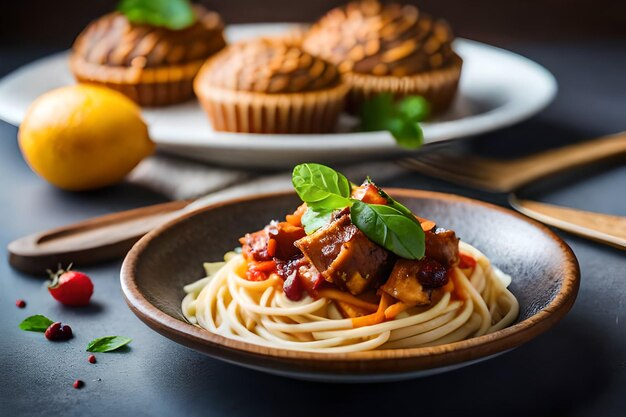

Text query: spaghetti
(182, 242), (519, 353)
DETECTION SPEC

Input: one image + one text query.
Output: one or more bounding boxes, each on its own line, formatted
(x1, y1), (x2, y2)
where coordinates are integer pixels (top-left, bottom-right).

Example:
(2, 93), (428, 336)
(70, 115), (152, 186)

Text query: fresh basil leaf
(301, 208), (333, 234)
(19, 315), (54, 332)
(387, 118), (423, 149)
(375, 189), (419, 223)
(350, 201), (425, 260)
(360, 93), (426, 150)
(292, 163), (352, 210)
(118, 0), (196, 30)
(397, 96), (430, 122)
(360, 93), (395, 131)
(86, 336), (132, 353)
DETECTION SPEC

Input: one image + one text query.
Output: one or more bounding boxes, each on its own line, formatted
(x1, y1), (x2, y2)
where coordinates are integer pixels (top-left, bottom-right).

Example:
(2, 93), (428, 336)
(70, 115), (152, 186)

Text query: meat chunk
(266, 221), (306, 259)
(294, 214), (391, 295)
(425, 228), (460, 267)
(240, 230), (272, 262)
(240, 221), (305, 262)
(380, 258), (450, 306)
(380, 259), (432, 306)
(275, 257), (324, 300)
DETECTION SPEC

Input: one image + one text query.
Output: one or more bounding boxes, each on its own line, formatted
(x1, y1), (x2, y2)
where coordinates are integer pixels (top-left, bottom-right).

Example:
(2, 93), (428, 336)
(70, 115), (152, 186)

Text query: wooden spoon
(8, 200), (191, 274)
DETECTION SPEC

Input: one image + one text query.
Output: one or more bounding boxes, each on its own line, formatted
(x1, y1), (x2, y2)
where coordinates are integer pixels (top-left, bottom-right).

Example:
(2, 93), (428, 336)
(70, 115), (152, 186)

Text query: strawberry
(47, 265), (94, 306)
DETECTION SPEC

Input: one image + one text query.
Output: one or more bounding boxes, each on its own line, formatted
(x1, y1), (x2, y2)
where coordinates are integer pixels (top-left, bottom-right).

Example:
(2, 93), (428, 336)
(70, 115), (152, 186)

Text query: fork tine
(399, 159), (494, 188)
(417, 150), (509, 172)
(399, 158), (509, 192)
(408, 153), (497, 180)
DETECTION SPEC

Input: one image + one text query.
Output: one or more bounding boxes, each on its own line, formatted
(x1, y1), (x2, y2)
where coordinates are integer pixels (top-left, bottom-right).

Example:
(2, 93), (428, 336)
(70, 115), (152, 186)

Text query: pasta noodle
(182, 242), (519, 353)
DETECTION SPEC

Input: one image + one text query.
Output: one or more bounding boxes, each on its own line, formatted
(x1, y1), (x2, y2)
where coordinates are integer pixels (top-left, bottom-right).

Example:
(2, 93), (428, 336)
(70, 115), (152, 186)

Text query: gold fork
(401, 132), (626, 193)
(401, 132), (626, 249)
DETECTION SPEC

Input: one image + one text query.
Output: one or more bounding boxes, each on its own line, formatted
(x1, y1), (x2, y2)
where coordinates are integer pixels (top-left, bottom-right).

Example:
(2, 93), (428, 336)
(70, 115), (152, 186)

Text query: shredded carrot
(351, 293), (393, 328)
(266, 238), (277, 257)
(250, 260), (276, 272)
(285, 214), (300, 226)
(318, 289), (378, 312)
(420, 220), (436, 232)
(285, 203), (307, 226)
(384, 302), (411, 320)
(351, 312), (380, 328)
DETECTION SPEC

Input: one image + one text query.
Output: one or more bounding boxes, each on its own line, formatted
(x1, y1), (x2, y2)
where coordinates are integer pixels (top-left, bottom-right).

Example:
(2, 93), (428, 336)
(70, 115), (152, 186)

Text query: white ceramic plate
(0, 23), (556, 168)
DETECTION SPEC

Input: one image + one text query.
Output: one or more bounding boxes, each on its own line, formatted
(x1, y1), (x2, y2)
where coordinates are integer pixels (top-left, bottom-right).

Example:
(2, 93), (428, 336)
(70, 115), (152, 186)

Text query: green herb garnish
(360, 93), (429, 149)
(86, 336), (132, 352)
(292, 163), (352, 210)
(293, 163), (425, 259)
(350, 201), (425, 259)
(301, 208), (334, 234)
(118, 0), (197, 30)
(19, 315), (54, 332)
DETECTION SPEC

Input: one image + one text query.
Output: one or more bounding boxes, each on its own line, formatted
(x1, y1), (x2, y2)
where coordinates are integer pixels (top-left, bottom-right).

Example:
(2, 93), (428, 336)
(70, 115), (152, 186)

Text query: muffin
(194, 39), (349, 134)
(302, 1), (462, 115)
(70, 6), (226, 106)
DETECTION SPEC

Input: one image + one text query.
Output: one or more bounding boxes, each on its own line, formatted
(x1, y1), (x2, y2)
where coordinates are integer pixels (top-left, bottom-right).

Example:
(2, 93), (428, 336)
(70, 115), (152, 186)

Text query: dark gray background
(1, 11), (626, 417)
(2, 0), (626, 45)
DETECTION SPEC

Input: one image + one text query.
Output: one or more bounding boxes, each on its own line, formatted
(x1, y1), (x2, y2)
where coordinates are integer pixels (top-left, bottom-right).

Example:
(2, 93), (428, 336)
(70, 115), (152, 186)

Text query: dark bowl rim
(120, 189), (580, 371)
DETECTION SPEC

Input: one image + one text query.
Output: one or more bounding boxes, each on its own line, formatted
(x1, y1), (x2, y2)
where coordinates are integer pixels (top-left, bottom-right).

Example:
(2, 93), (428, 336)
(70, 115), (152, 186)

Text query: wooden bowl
(120, 190), (579, 382)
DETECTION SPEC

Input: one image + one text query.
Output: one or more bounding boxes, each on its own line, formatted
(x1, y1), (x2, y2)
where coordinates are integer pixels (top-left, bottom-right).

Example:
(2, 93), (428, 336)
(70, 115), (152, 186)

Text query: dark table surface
(1, 40), (625, 417)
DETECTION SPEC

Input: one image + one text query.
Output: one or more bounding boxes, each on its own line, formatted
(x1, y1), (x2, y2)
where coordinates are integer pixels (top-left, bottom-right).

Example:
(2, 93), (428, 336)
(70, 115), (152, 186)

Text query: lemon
(18, 85), (155, 191)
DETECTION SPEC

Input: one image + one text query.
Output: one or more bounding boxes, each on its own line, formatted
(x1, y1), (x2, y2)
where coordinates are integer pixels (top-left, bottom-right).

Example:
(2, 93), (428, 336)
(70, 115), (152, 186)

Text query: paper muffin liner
(70, 55), (205, 107)
(194, 81), (350, 134)
(345, 54), (463, 116)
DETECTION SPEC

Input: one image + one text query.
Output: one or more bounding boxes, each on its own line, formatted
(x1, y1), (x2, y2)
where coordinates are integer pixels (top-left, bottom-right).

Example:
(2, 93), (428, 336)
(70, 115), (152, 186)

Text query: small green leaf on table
(19, 315), (55, 332)
(86, 336), (132, 352)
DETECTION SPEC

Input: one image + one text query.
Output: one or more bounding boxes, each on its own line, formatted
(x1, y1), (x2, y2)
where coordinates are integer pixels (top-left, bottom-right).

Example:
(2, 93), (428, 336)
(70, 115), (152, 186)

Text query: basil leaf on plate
(386, 117), (424, 149)
(360, 93), (428, 150)
(118, 0), (196, 30)
(397, 95), (430, 122)
(350, 201), (425, 260)
(359, 93), (395, 132)
(301, 208), (333, 234)
(86, 336), (132, 352)
(292, 163), (352, 210)
(19, 315), (54, 332)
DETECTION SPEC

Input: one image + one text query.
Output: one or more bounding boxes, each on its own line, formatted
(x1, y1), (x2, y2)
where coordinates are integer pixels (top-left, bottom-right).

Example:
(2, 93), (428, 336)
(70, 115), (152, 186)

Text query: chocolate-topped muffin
(70, 6), (226, 106)
(302, 0), (462, 115)
(194, 39), (349, 133)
